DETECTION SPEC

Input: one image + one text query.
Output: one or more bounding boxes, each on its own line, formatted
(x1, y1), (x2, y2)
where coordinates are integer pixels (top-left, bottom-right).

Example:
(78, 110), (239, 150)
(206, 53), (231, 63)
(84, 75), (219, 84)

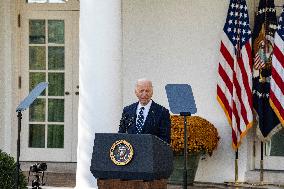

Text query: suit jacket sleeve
(118, 108), (127, 133)
(158, 108), (171, 143)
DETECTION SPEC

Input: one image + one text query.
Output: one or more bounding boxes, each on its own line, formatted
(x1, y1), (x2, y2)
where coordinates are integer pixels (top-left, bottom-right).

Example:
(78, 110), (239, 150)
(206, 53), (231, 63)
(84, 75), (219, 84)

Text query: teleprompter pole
(15, 82), (48, 189)
(180, 112), (191, 189)
(16, 111), (22, 189)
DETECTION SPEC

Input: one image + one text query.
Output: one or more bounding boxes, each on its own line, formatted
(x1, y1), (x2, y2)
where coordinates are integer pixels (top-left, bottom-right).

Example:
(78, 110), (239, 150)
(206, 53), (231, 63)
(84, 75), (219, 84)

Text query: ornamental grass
(170, 115), (220, 156)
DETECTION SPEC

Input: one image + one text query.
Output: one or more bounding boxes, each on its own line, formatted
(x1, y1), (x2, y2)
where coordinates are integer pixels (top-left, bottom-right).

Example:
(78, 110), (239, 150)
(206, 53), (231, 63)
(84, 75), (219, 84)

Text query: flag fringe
(217, 95), (232, 126)
(254, 113), (283, 142)
(232, 121), (253, 150)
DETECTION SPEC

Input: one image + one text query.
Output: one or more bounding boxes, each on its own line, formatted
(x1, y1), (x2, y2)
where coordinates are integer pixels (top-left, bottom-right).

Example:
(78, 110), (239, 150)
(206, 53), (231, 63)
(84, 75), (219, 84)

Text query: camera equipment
(30, 163), (47, 173)
(28, 163), (47, 189)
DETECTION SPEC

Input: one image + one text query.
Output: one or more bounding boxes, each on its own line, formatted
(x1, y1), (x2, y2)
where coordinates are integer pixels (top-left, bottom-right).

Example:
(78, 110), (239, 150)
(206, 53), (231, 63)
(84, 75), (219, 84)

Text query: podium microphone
(126, 116), (135, 133)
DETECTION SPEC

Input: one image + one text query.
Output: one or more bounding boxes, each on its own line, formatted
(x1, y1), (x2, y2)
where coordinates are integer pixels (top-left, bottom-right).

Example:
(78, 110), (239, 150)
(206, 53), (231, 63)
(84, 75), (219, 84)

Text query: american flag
(217, 0), (253, 149)
(252, 0), (280, 140)
(270, 6), (284, 127)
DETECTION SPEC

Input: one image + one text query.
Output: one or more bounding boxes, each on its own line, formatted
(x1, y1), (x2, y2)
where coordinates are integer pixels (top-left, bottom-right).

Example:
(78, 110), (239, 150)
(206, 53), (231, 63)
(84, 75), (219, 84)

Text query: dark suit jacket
(118, 101), (171, 143)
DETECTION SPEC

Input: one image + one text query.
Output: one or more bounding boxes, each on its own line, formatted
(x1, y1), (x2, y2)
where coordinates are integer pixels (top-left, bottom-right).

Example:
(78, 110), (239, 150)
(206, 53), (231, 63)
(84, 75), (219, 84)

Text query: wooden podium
(97, 179), (167, 189)
(90, 133), (173, 189)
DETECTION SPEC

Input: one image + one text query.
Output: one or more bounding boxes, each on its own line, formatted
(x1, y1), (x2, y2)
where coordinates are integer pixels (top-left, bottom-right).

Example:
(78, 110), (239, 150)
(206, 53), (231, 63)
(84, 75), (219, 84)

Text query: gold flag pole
(260, 142), (264, 184)
(234, 0), (240, 184)
(235, 149), (239, 183)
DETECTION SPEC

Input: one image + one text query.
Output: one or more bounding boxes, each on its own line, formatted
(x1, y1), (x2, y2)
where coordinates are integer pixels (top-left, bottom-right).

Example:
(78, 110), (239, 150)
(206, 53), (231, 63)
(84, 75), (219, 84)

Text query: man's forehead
(137, 82), (152, 88)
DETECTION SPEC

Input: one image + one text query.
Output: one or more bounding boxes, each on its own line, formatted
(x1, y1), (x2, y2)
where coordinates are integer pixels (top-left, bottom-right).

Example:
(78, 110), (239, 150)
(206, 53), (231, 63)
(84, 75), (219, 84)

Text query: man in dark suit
(118, 78), (171, 143)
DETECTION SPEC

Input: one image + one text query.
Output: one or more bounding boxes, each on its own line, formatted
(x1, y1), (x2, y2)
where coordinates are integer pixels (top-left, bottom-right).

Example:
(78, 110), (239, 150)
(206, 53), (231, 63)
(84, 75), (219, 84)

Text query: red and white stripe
(217, 32), (253, 149)
(253, 53), (265, 69)
(270, 32), (284, 125)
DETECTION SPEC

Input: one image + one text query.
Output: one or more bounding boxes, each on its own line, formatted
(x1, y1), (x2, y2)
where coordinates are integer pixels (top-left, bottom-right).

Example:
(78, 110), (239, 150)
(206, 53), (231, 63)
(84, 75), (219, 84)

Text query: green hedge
(0, 149), (27, 189)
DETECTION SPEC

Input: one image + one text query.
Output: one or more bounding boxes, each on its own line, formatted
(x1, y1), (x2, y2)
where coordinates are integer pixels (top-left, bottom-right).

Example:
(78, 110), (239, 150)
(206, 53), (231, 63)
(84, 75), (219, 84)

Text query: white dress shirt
(136, 100), (152, 125)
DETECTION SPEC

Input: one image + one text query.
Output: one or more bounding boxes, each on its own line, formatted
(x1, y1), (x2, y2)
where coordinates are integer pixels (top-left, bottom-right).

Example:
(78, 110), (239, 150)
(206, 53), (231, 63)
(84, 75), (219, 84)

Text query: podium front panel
(90, 133), (173, 180)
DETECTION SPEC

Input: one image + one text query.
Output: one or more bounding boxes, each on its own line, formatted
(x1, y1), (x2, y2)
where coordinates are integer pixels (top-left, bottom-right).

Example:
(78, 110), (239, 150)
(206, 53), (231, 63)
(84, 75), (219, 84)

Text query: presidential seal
(110, 140), (134, 165)
(253, 25), (275, 71)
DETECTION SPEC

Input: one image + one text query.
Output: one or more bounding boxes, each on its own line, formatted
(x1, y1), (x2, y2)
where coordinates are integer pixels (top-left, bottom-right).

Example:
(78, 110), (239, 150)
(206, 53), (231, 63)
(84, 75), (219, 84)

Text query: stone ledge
(20, 161), (76, 173)
(23, 171), (76, 187)
(245, 170), (284, 186)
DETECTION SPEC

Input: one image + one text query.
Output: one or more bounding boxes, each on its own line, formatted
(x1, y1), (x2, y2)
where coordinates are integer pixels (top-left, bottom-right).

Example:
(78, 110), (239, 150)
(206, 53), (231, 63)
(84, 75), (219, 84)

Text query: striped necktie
(136, 107), (145, 134)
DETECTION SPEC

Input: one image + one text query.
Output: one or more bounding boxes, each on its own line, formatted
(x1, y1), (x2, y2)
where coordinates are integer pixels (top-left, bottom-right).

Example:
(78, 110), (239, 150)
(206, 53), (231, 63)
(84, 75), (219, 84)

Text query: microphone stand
(121, 116), (135, 134)
(180, 112), (191, 189)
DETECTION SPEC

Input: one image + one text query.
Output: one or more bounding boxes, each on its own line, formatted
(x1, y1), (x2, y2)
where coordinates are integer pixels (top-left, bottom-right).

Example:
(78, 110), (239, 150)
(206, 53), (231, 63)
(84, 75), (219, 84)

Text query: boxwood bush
(0, 149), (27, 189)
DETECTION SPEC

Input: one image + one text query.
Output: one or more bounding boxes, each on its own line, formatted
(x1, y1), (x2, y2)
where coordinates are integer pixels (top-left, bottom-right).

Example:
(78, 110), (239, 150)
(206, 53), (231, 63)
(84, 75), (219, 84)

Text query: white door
(20, 10), (79, 162)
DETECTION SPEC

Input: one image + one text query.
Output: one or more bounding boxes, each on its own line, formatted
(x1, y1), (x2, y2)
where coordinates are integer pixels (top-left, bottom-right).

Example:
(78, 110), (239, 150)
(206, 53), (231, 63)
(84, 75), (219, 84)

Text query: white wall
(0, 0), (15, 154)
(0, 0), (5, 151)
(122, 0), (256, 183)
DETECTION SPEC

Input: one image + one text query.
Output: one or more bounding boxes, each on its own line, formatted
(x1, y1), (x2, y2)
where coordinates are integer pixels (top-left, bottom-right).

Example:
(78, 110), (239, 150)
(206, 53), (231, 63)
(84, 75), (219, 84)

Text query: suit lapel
(129, 103), (138, 117)
(128, 102), (138, 129)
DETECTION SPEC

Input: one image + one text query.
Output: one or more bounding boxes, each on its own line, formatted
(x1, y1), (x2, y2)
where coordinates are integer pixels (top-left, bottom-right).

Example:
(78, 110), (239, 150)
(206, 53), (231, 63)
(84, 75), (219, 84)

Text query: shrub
(0, 149), (27, 189)
(170, 115), (220, 156)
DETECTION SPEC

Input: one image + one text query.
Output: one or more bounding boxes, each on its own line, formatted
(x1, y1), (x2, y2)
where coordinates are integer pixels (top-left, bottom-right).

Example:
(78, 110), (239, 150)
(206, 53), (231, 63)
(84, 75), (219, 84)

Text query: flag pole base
(224, 181), (244, 186)
(245, 182), (269, 186)
(235, 158), (238, 182)
(225, 182), (272, 188)
(260, 160), (264, 183)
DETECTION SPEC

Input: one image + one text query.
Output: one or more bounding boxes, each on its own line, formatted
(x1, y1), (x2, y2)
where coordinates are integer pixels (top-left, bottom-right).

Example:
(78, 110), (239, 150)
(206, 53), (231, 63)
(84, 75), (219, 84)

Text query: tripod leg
(41, 171), (45, 185)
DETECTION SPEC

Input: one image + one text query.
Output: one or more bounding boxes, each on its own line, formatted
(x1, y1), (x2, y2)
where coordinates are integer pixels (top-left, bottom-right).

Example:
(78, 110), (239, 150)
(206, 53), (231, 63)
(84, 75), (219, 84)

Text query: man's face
(135, 81), (153, 106)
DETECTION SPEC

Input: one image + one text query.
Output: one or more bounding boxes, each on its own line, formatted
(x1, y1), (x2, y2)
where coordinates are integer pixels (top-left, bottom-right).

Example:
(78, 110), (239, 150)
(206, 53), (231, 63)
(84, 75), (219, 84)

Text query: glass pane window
(269, 129), (284, 156)
(29, 124), (45, 148)
(48, 20), (64, 44)
(28, 19), (65, 149)
(47, 125), (64, 148)
(29, 46), (46, 70)
(29, 72), (46, 95)
(48, 47), (65, 70)
(48, 99), (64, 122)
(29, 20), (45, 44)
(29, 98), (45, 122)
(48, 73), (64, 96)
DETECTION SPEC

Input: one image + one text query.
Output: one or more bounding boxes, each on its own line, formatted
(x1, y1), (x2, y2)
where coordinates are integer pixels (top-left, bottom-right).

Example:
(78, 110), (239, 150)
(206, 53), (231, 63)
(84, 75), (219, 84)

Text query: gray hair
(136, 78), (153, 88)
